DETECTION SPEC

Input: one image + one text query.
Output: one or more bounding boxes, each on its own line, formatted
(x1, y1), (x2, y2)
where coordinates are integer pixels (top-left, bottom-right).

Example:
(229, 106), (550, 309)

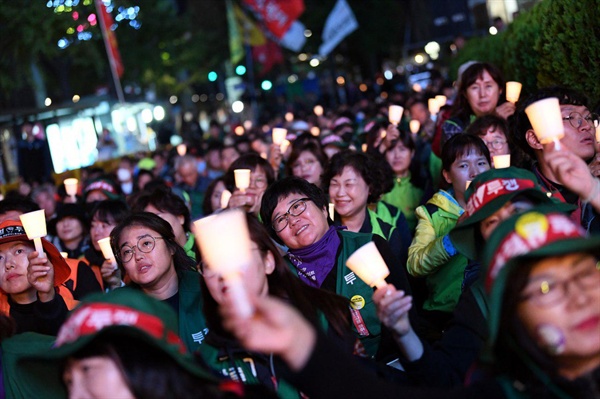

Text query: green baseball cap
(482, 209), (600, 346)
(17, 288), (217, 396)
(449, 167), (575, 260)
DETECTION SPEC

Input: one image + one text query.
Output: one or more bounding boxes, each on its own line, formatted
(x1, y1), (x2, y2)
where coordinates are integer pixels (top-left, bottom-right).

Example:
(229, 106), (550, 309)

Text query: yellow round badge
(350, 295), (365, 310)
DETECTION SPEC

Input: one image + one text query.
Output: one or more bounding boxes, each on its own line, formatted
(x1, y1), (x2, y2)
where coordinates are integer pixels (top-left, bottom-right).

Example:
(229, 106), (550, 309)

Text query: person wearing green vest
(197, 214), (355, 399)
(130, 185), (201, 263)
(260, 177), (414, 359)
(323, 150), (412, 271)
(109, 212), (208, 353)
(407, 134), (491, 337)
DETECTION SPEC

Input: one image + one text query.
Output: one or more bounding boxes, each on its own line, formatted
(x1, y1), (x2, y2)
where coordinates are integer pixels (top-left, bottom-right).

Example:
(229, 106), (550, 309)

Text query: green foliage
(450, 0), (600, 107)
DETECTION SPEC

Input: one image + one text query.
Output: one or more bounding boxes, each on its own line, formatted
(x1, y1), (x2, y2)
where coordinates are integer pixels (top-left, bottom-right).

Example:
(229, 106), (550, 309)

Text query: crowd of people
(0, 61), (599, 398)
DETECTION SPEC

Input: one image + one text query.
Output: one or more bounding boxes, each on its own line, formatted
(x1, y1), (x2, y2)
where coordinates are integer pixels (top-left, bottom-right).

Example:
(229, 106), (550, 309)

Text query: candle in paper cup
(314, 105), (324, 117)
(596, 124), (600, 143)
(466, 180), (472, 190)
(97, 237), (117, 268)
(428, 98), (440, 115)
(345, 241), (390, 289)
(19, 209), (46, 256)
(525, 97), (565, 148)
(493, 154), (511, 169)
(234, 169), (251, 193)
(328, 203), (335, 220)
(176, 144), (187, 156)
(435, 95), (447, 107)
(409, 120), (420, 134)
(505, 81), (522, 103)
(280, 139), (291, 154)
(272, 128), (287, 146)
(285, 112), (294, 122)
(60, 252), (68, 259)
(361, 143), (367, 152)
(388, 105), (404, 125)
(64, 178), (78, 198)
(310, 126), (320, 137)
(193, 210), (254, 318)
(220, 190), (232, 209)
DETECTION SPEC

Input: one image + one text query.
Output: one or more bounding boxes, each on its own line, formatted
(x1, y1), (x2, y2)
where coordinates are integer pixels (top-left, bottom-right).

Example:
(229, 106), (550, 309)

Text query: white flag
(319, 0), (358, 57)
(280, 20), (307, 52)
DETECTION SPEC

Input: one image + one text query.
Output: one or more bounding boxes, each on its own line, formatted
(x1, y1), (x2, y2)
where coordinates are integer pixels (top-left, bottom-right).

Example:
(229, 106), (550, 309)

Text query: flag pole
(95, 0), (125, 103)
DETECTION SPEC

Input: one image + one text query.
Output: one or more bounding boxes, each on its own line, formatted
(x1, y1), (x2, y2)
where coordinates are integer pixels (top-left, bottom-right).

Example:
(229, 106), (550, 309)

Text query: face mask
(117, 168), (132, 182)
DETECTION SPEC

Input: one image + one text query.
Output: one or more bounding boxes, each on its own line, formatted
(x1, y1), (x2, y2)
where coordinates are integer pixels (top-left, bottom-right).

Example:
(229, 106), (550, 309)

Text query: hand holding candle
(19, 210), (47, 257)
(505, 81), (522, 104)
(97, 237), (117, 269)
(234, 169), (251, 193)
(346, 241), (390, 289)
(194, 210), (254, 318)
(525, 97), (564, 150)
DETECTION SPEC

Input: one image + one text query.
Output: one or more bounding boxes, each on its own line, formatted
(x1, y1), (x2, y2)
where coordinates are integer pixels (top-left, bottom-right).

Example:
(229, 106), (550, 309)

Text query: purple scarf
(287, 226), (343, 288)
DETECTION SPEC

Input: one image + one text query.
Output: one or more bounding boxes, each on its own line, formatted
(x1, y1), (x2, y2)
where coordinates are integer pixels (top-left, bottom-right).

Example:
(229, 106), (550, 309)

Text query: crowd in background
(0, 60), (599, 398)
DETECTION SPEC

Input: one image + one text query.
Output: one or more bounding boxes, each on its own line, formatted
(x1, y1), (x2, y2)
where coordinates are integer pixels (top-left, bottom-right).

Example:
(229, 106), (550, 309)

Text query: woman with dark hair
(224, 154), (275, 216)
(198, 214), (355, 397)
(83, 199), (130, 291)
(286, 141), (328, 188)
(260, 177), (414, 359)
(441, 62), (515, 146)
(129, 185), (200, 262)
(110, 212), (206, 352)
(381, 131), (434, 231)
(407, 134), (491, 336)
(202, 176), (227, 216)
(323, 150), (412, 269)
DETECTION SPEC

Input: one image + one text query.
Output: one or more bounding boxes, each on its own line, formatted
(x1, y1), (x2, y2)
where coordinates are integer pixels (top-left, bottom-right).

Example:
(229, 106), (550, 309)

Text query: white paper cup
(314, 105), (324, 116)
(525, 97), (565, 145)
(234, 169), (251, 192)
(409, 120), (420, 134)
(176, 144), (187, 156)
(428, 98), (440, 115)
(64, 178), (78, 197)
(272, 128), (287, 146)
(345, 242), (390, 289)
(328, 203), (335, 220)
(19, 210), (47, 256)
(493, 154), (511, 169)
(98, 237), (117, 267)
(388, 105), (404, 125)
(435, 95), (447, 107)
(506, 81), (522, 103)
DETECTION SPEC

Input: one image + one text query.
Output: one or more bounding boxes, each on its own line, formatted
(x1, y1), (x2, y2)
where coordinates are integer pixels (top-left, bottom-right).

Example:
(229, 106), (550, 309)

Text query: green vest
(380, 178), (423, 232)
(177, 270), (209, 353)
(420, 206), (468, 312)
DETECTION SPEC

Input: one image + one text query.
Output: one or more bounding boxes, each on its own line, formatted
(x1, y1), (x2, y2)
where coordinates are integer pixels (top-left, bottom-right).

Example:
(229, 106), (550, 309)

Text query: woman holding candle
(84, 199), (130, 291)
(225, 154), (275, 216)
(198, 214), (355, 398)
(260, 177), (414, 358)
(407, 134), (491, 336)
(441, 62), (515, 147)
(110, 212), (207, 352)
(323, 150), (412, 269)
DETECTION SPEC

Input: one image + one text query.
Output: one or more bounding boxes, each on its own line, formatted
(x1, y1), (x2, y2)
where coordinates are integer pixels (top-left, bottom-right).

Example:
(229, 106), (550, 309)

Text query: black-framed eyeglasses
(562, 112), (600, 129)
(484, 139), (508, 150)
(118, 235), (163, 263)
(520, 265), (600, 307)
(272, 197), (311, 232)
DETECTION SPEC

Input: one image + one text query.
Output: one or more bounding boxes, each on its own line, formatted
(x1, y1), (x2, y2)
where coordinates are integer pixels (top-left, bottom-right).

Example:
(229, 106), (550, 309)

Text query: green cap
(18, 289), (217, 395)
(482, 209), (600, 346)
(449, 167), (575, 260)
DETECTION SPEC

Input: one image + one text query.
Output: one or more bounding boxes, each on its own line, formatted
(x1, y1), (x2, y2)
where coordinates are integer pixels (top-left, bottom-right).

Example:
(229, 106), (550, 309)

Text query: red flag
(95, 0), (124, 78)
(252, 39), (284, 76)
(241, 0), (304, 39)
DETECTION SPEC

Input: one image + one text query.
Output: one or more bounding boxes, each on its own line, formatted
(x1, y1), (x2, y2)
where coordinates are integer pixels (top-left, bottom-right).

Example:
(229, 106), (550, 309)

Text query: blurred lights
(235, 65), (247, 75)
(414, 54), (425, 64)
(381, 92), (388, 99)
(336, 76), (345, 85)
(285, 112), (294, 122)
(208, 71), (218, 82)
(45, 97), (52, 107)
(141, 109), (153, 124)
(298, 53), (308, 61)
(309, 58), (320, 67)
(169, 96), (178, 104)
(412, 83), (422, 92)
(384, 70), (393, 80)
(376, 77), (384, 85)
(216, 93), (224, 101)
(234, 126), (245, 136)
(126, 117), (137, 132)
(261, 80), (273, 91)
(359, 84), (367, 92)
(310, 126), (320, 137)
(72, 94), (80, 103)
(288, 74), (298, 84)
(153, 106), (165, 121)
(489, 26), (498, 35)
(243, 120), (252, 130)
(232, 101), (244, 113)
(200, 94), (208, 102)
(191, 94), (200, 103)
(184, 112), (193, 122)
(304, 29), (312, 38)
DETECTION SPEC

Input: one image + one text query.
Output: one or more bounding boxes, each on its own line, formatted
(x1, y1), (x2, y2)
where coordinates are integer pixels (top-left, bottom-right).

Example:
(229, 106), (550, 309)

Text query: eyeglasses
(250, 177), (268, 189)
(118, 235), (163, 263)
(520, 264), (600, 307)
(484, 139), (508, 150)
(292, 159), (317, 170)
(562, 112), (600, 129)
(272, 197), (311, 232)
